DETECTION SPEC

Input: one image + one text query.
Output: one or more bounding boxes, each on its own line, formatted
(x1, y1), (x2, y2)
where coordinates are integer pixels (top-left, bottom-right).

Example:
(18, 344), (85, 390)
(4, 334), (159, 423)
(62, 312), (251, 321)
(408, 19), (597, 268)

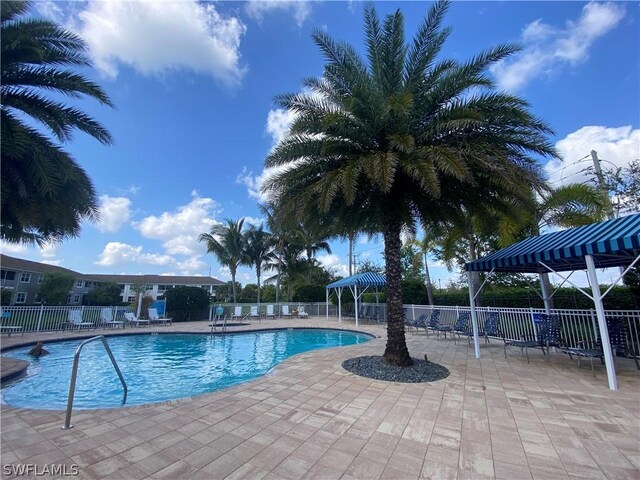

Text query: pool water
(1, 329), (371, 410)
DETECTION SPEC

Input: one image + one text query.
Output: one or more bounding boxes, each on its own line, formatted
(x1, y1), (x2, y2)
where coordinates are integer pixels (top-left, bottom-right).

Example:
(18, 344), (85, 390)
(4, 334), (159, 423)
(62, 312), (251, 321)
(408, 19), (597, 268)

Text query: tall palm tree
(293, 223), (332, 262)
(1, 0), (114, 245)
(263, 1), (556, 366)
(199, 218), (247, 303)
(244, 224), (274, 304)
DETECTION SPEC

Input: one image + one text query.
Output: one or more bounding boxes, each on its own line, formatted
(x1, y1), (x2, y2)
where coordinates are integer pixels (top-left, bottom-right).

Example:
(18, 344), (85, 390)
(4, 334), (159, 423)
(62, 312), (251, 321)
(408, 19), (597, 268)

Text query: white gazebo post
(337, 287), (343, 323)
(467, 271), (481, 359)
(354, 285), (359, 327)
(585, 255), (617, 390)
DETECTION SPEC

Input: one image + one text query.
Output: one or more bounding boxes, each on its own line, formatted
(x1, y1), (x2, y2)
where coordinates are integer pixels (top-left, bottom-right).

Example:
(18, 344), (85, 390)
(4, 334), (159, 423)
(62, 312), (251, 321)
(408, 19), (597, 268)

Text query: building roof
(326, 272), (386, 289)
(465, 213), (640, 274)
(0, 255), (225, 285)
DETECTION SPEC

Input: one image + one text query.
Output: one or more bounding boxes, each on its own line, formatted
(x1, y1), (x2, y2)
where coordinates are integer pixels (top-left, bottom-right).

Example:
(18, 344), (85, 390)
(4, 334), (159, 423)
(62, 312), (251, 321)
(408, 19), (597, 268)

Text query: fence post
(36, 303), (44, 332)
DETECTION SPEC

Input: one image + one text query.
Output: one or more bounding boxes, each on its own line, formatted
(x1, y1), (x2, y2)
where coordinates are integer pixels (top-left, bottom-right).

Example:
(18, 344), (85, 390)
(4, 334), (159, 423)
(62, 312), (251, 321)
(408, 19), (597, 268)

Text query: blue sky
(2, 0), (639, 288)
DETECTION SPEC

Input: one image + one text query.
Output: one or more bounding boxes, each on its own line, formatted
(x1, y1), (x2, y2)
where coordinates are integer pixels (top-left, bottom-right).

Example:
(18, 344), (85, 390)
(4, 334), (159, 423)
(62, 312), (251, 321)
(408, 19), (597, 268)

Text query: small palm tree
(244, 224), (274, 304)
(199, 219), (247, 303)
(263, 2), (556, 366)
(1, 0), (114, 245)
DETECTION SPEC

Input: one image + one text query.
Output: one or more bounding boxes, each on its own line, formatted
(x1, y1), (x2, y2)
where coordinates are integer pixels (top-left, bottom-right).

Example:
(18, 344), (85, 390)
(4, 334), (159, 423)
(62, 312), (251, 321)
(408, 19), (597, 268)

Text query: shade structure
(326, 272), (386, 326)
(464, 213), (640, 391)
(466, 213), (640, 274)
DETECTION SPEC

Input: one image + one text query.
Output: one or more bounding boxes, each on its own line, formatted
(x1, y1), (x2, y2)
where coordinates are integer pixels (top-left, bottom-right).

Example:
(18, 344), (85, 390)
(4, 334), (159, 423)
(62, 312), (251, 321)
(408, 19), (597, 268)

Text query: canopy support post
(467, 271), (481, 359)
(326, 289), (329, 320)
(337, 287), (343, 323)
(585, 255), (617, 391)
(539, 273), (552, 315)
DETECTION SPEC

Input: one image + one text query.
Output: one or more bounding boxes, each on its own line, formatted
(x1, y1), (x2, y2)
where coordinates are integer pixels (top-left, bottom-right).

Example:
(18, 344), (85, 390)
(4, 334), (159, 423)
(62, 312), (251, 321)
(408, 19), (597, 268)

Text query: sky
(2, 0), (639, 289)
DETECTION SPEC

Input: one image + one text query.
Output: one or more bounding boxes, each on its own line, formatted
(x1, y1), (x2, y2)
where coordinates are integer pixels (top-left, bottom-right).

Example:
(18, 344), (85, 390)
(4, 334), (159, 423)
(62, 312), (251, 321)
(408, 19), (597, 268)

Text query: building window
(15, 292), (27, 304)
(72, 295), (80, 304)
(76, 280), (83, 288)
(20, 272), (31, 283)
(1, 270), (16, 281)
(37, 275), (43, 284)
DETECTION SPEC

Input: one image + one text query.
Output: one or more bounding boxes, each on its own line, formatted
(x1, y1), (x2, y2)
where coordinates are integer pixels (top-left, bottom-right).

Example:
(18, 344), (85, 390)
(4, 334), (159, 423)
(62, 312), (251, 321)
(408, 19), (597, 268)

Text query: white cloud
(317, 254), (349, 277)
(242, 216), (264, 227)
(95, 242), (174, 267)
(491, 2), (625, 91)
(236, 166), (277, 203)
(245, 0), (312, 28)
(0, 242), (28, 256)
(266, 108), (296, 148)
(545, 126), (640, 187)
(70, 0), (246, 85)
(96, 195), (132, 233)
(133, 193), (220, 256)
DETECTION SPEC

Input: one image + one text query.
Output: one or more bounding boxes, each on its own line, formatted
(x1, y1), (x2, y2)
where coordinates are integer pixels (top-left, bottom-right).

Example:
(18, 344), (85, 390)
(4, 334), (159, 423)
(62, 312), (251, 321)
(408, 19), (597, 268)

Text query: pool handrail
(62, 335), (127, 429)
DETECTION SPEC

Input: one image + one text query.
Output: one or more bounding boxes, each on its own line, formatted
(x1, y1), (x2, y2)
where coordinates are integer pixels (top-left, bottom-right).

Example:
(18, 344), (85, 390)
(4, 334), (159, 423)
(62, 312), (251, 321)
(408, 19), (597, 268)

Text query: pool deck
(1, 318), (639, 479)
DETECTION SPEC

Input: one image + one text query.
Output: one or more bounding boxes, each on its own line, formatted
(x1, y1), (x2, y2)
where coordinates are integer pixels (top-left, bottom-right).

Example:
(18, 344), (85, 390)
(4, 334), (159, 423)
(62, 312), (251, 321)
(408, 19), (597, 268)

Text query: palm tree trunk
(540, 272), (555, 309)
(348, 232), (354, 276)
(231, 267), (237, 303)
(382, 217), (413, 367)
(423, 251), (435, 305)
(256, 267), (261, 304)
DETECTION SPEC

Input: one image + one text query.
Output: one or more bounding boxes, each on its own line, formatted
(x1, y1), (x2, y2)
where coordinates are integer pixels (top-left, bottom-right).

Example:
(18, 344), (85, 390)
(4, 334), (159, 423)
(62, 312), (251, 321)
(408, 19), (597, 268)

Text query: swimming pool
(1, 329), (372, 410)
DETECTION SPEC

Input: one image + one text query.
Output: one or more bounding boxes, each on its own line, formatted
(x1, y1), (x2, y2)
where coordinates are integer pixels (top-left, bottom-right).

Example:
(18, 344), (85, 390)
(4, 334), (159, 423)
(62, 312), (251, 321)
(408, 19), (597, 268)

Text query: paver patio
(1, 317), (639, 479)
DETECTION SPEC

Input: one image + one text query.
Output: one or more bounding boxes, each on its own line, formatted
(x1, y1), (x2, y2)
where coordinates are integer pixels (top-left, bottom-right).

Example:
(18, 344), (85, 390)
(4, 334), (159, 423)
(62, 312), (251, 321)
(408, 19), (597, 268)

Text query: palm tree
(199, 218), (247, 303)
(263, 2), (556, 366)
(244, 224), (274, 304)
(293, 223), (332, 261)
(409, 233), (438, 305)
(1, 0), (114, 245)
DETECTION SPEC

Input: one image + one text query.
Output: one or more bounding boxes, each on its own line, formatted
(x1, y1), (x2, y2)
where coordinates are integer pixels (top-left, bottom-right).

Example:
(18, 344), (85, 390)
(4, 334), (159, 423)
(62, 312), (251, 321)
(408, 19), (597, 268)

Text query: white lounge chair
(298, 306), (309, 318)
(232, 306), (243, 319)
(124, 312), (150, 327)
(100, 307), (123, 329)
(68, 309), (93, 330)
(148, 308), (171, 325)
(250, 306), (259, 318)
(281, 305), (292, 318)
(265, 305), (275, 319)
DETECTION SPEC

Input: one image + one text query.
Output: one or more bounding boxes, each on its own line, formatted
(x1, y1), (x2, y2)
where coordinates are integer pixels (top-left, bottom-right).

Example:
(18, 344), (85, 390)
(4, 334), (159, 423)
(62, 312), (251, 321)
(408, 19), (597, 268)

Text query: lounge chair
(298, 306), (309, 318)
(426, 310), (451, 339)
(266, 305), (275, 319)
(482, 311), (501, 344)
(405, 314), (427, 334)
(452, 312), (471, 345)
(232, 306), (243, 320)
(148, 308), (172, 325)
(68, 309), (94, 330)
(124, 312), (150, 327)
(281, 305), (292, 318)
(504, 313), (560, 363)
(250, 306), (260, 322)
(100, 307), (123, 329)
(560, 316), (640, 375)
(0, 311), (23, 337)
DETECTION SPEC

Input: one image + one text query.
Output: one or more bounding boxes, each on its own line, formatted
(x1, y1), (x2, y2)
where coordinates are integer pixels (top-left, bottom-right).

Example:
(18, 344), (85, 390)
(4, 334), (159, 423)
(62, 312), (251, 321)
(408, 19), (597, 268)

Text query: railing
(0, 305), (134, 334)
(62, 336), (127, 429)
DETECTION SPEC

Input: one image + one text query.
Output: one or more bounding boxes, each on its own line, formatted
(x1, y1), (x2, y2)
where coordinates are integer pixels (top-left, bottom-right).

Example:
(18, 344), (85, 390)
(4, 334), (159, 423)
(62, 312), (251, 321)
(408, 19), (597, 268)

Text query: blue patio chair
(560, 316), (639, 375)
(452, 312), (471, 346)
(426, 309), (451, 339)
(504, 313), (560, 363)
(405, 313), (428, 334)
(482, 311), (501, 344)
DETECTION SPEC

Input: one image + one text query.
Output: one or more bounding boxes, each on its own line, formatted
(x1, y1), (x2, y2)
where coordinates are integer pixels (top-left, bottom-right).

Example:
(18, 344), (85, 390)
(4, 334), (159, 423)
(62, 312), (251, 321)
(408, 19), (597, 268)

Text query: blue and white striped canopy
(465, 213), (640, 273)
(326, 272), (386, 289)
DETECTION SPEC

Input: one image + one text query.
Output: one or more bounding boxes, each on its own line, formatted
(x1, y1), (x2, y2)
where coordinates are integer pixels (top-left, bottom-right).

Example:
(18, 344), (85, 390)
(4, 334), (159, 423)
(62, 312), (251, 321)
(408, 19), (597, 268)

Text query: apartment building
(0, 254), (225, 305)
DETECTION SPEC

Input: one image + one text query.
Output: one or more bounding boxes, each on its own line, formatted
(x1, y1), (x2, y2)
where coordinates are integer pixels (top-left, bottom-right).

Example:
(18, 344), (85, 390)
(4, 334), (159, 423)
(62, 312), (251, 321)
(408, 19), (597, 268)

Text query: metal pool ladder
(62, 335), (127, 429)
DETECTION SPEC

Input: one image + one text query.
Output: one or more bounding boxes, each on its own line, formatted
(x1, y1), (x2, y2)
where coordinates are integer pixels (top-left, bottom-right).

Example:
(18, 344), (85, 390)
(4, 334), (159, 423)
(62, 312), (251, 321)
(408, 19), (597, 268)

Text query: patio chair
(148, 308), (172, 325)
(560, 316), (639, 375)
(298, 306), (309, 318)
(124, 312), (150, 327)
(504, 313), (560, 363)
(482, 311), (502, 344)
(452, 312), (471, 345)
(0, 311), (23, 337)
(68, 309), (94, 330)
(250, 306), (260, 320)
(426, 310), (451, 339)
(281, 305), (292, 318)
(232, 306), (243, 320)
(99, 307), (123, 329)
(406, 314), (428, 334)
(266, 305), (275, 319)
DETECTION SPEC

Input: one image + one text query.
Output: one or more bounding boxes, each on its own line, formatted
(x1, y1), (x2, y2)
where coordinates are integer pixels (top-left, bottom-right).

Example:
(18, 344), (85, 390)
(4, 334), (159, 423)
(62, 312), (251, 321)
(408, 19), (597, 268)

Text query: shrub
(293, 285), (326, 302)
(164, 286), (210, 322)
